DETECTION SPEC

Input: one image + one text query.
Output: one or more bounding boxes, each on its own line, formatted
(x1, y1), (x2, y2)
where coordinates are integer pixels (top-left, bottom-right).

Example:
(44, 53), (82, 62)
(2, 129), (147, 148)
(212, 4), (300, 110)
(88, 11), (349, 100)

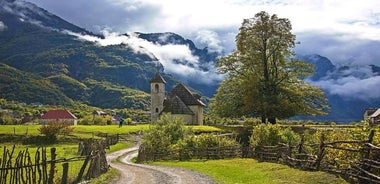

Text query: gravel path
(106, 145), (215, 184)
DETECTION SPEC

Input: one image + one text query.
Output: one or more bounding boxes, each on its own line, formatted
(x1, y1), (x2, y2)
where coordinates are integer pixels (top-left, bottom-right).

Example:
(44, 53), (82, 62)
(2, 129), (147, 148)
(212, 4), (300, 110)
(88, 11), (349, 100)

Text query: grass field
(0, 124), (150, 136)
(0, 124), (147, 183)
(0, 124), (222, 137)
(154, 159), (348, 184)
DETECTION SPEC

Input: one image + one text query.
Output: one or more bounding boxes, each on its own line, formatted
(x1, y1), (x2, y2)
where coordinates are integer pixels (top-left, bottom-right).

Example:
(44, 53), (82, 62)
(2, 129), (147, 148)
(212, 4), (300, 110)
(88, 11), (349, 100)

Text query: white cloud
(310, 65), (380, 100)
(65, 30), (222, 84)
(0, 21), (7, 31)
(194, 30), (223, 53)
(313, 76), (380, 100)
(26, 0), (380, 66)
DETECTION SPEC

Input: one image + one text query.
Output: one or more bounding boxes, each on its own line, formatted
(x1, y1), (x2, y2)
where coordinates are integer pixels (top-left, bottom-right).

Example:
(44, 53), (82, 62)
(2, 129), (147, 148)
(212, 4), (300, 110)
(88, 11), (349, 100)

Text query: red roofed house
(40, 109), (78, 125)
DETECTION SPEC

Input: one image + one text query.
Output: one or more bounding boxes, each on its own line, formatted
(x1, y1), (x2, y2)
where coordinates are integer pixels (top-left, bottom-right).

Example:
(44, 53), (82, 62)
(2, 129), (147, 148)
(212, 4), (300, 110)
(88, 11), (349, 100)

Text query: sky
(19, 0), (380, 99)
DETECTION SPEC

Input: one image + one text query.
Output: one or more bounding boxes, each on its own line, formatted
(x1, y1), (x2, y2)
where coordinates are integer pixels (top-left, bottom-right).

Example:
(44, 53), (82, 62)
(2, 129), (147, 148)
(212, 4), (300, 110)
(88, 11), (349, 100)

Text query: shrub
(250, 124), (282, 147)
(141, 114), (191, 155)
(178, 134), (240, 149)
(125, 118), (132, 125)
(174, 134), (240, 160)
(39, 121), (74, 141)
(281, 127), (301, 146)
(250, 124), (300, 148)
(243, 118), (261, 127)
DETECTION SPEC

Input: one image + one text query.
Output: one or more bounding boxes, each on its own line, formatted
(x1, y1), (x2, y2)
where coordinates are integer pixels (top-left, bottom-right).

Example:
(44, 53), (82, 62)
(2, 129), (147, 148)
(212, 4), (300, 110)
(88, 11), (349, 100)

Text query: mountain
(0, 0), (157, 108)
(298, 54), (380, 123)
(295, 54), (336, 81)
(0, 0), (218, 109)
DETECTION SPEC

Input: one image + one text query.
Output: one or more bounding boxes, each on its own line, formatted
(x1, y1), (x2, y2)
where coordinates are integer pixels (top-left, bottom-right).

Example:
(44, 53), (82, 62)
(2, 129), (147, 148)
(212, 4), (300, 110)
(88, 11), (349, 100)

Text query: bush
(250, 124), (281, 147)
(177, 134), (240, 150)
(250, 124), (300, 148)
(243, 118), (261, 127)
(140, 114), (241, 161)
(141, 114), (191, 155)
(39, 121), (74, 141)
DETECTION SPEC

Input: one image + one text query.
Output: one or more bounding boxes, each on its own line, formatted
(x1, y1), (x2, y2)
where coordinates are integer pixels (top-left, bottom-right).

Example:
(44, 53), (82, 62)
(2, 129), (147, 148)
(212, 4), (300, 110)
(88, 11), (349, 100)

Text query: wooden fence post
(298, 135), (305, 156)
(61, 163), (68, 184)
(42, 147), (48, 183)
(364, 130), (375, 159)
(315, 133), (325, 170)
(358, 130), (375, 183)
(48, 147), (56, 184)
(74, 155), (90, 183)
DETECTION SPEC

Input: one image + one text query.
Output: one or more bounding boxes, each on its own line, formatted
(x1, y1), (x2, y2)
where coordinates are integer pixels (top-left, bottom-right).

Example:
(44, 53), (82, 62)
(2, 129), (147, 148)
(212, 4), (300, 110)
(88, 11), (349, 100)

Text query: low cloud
(310, 65), (380, 100)
(0, 21), (7, 31)
(65, 30), (222, 85)
(313, 76), (380, 100)
(194, 30), (223, 53)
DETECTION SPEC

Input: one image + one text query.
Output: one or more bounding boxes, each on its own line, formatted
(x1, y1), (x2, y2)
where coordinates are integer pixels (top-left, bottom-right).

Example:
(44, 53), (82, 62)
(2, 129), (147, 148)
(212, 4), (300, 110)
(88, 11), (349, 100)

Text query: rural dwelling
(150, 72), (205, 125)
(39, 109), (78, 125)
(364, 108), (380, 125)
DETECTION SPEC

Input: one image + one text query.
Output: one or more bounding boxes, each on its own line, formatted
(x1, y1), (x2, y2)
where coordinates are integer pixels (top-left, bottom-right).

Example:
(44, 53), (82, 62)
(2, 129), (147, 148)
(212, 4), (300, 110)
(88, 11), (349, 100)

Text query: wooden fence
(0, 136), (118, 184)
(138, 145), (246, 162)
(255, 130), (380, 183)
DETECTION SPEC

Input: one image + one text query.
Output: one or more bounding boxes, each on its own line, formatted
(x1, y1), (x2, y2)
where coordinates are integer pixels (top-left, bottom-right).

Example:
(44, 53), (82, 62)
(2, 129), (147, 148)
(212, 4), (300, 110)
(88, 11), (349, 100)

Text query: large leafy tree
(210, 11), (329, 124)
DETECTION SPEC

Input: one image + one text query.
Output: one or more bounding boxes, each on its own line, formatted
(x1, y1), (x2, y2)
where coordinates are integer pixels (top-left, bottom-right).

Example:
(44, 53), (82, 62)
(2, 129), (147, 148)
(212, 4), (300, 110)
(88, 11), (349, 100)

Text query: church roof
(150, 72), (166, 84)
(161, 94), (194, 115)
(169, 83), (205, 106)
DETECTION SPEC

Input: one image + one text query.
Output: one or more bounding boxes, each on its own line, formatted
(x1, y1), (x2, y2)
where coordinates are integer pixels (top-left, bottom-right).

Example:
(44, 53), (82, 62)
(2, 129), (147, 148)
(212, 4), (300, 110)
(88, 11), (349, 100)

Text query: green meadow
(154, 159), (347, 184)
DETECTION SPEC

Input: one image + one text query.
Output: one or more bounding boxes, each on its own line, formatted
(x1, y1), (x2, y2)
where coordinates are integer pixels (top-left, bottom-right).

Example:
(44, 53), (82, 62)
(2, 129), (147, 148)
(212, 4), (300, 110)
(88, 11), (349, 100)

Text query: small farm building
(364, 108), (380, 125)
(39, 109), (78, 125)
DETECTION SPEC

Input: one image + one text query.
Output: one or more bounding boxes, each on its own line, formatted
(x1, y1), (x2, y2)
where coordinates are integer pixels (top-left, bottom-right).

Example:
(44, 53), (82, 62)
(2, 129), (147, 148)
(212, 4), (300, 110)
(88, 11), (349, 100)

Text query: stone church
(150, 72), (205, 125)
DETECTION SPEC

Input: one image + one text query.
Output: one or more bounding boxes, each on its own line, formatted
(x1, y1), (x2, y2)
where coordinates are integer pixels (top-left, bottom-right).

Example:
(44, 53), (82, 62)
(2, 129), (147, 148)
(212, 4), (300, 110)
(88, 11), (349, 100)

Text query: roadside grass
(108, 142), (133, 153)
(154, 158), (348, 184)
(88, 168), (120, 184)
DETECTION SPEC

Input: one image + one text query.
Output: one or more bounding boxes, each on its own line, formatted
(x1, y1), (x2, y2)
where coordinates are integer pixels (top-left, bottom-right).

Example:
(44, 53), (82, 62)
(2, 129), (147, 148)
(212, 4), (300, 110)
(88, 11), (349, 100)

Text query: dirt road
(106, 145), (215, 184)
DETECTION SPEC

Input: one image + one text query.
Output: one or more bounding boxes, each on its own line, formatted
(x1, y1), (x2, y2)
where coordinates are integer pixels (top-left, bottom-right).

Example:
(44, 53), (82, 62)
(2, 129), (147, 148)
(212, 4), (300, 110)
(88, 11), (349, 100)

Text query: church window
(155, 108), (159, 113)
(155, 84), (159, 93)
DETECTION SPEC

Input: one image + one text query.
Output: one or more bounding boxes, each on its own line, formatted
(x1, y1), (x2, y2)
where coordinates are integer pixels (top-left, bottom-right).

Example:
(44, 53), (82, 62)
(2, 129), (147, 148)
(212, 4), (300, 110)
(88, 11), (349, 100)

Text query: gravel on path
(106, 145), (215, 184)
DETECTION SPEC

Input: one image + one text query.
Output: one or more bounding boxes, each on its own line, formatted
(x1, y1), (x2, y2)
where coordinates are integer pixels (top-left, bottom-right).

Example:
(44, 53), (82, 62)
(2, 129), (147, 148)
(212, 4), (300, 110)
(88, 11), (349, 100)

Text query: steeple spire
(150, 72), (166, 84)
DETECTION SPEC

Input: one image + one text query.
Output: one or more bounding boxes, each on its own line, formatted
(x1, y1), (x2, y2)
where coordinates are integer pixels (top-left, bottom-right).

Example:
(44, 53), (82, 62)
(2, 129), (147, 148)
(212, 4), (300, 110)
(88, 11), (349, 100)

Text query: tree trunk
(268, 117), (276, 124)
(261, 115), (267, 124)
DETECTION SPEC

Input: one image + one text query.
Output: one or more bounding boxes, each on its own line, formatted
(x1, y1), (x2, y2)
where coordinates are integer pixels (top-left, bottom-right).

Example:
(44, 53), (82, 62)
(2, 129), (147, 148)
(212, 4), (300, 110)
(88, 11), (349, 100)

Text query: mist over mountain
(298, 54), (380, 122)
(1, 0), (379, 122)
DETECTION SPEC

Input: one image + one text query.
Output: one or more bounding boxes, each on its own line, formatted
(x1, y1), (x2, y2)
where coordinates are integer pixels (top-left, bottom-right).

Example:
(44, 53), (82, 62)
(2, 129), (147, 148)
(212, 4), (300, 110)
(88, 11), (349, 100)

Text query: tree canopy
(210, 11), (329, 124)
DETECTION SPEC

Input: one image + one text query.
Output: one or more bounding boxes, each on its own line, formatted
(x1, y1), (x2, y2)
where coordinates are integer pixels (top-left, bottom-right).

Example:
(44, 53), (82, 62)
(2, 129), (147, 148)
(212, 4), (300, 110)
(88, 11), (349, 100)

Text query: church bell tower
(150, 72), (166, 123)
